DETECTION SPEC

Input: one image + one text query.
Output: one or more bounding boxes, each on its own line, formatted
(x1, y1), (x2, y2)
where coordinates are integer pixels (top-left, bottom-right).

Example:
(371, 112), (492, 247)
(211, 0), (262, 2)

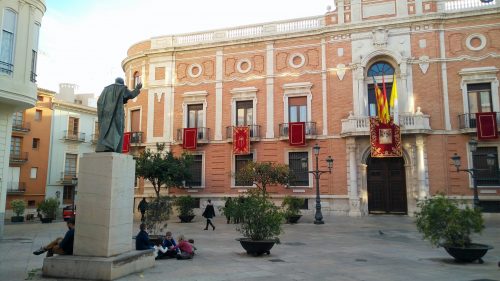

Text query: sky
(37, 0), (333, 97)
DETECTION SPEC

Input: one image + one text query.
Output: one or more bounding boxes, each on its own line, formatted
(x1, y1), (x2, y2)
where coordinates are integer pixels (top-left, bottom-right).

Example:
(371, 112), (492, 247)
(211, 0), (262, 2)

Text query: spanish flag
(373, 77), (390, 124)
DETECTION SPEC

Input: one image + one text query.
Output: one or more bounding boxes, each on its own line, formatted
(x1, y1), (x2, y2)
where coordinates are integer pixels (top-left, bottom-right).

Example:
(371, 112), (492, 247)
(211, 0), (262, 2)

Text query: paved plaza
(1, 215), (499, 281)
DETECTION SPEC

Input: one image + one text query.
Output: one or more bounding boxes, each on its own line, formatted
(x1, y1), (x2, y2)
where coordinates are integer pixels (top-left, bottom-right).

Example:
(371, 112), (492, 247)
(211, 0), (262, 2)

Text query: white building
(0, 0), (46, 236)
(45, 84), (97, 209)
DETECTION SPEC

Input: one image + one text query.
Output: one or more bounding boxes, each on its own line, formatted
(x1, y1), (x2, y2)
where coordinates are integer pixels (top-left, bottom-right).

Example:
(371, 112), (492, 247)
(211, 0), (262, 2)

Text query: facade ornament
(418, 56), (430, 74)
(336, 64), (346, 81)
(372, 27), (389, 48)
(155, 92), (163, 102)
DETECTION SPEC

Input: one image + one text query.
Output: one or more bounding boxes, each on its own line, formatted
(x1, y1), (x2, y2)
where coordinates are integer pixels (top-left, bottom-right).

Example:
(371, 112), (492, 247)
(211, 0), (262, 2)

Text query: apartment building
(122, 0), (500, 216)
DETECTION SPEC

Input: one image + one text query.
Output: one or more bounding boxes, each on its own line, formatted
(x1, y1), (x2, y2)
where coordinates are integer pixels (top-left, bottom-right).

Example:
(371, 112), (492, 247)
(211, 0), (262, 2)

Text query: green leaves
(415, 195), (484, 247)
(144, 196), (172, 235)
(174, 195), (196, 216)
(234, 162), (291, 194)
(281, 196), (305, 217)
(37, 198), (60, 218)
(11, 199), (26, 217)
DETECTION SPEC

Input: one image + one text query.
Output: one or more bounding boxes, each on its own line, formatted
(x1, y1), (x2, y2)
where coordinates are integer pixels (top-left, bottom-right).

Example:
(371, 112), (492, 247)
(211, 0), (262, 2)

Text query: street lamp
(451, 140), (495, 208)
(301, 143), (334, 225)
(71, 177), (78, 217)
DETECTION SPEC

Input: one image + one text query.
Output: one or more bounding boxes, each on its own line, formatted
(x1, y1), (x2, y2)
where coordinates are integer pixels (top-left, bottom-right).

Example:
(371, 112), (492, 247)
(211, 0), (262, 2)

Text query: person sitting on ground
(171, 234), (195, 260)
(33, 218), (75, 257)
(154, 231), (178, 259)
(135, 223), (153, 250)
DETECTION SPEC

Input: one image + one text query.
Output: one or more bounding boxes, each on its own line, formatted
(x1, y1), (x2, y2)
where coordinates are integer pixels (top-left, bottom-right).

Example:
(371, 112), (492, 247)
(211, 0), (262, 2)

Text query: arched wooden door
(367, 156), (407, 214)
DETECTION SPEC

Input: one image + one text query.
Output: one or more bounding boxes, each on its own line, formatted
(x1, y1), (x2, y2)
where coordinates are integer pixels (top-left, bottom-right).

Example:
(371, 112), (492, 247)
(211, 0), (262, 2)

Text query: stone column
(416, 135), (428, 199)
(347, 138), (361, 216)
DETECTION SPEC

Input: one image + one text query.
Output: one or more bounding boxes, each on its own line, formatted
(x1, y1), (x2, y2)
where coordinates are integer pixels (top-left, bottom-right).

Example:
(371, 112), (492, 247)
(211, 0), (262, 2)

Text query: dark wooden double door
(367, 157), (407, 214)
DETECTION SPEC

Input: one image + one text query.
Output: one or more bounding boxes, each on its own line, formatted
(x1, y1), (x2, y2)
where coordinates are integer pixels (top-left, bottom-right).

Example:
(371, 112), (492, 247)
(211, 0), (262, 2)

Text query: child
(154, 231), (178, 260)
(171, 234), (194, 260)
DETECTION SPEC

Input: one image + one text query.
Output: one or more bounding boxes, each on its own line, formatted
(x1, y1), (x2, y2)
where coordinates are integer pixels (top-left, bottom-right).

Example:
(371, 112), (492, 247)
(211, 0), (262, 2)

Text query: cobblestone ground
(1, 215), (499, 281)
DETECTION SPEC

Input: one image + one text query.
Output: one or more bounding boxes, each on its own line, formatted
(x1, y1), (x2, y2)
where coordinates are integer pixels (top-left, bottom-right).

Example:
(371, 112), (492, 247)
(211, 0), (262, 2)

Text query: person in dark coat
(135, 223), (153, 250)
(33, 218), (75, 257)
(96, 77), (142, 153)
(138, 198), (148, 222)
(202, 199), (216, 230)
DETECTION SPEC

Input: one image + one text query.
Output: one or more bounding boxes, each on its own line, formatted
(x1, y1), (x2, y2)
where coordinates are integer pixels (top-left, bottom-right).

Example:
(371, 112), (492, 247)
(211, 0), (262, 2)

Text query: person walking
(138, 198), (148, 222)
(202, 199), (216, 230)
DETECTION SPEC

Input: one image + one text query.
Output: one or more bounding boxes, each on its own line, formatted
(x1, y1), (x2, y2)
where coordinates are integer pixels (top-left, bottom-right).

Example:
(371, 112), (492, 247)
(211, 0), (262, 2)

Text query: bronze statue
(96, 77), (142, 153)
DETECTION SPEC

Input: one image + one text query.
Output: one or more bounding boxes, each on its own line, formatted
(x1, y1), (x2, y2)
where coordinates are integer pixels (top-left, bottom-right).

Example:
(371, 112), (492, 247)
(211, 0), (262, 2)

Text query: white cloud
(37, 0), (332, 96)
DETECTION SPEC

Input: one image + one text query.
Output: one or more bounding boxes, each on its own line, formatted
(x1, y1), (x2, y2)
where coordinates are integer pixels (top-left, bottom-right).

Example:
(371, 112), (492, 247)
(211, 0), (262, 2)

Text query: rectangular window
(30, 23), (40, 82)
(186, 155), (202, 187)
(235, 153), (254, 186)
(63, 185), (74, 201)
(0, 9), (16, 74)
(37, 95), (44, 102)
(35, 110), (42, 121)
(468, 83), (492, 114)
(30, 167), (38, 179)
(12, 111), (23, 128)
(32, 138), (40, 149)
(289, 152), (309, 186)
(288, 97), (307, 122)
(68, 117), (79, 135)
(130, 109), (140, 132)
(10, 136), (22, 157)
(64, 153), (78, 178)
(28, 200), (35, 207)
(187, 104), (204, 128)
(473, 147), (500, 186)
(236, 101), (253, 126)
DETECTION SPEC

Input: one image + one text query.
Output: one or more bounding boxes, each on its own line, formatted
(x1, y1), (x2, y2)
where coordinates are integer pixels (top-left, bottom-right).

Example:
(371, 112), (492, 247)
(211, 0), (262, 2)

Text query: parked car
(62, 205), (76, 221)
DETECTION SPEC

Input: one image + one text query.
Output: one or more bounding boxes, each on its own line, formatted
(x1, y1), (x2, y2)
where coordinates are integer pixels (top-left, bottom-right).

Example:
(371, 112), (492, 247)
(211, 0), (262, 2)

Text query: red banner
(476, 112), (498, 140)
(289, 122), (306, 146)
(233, 126), (250, 155)
(370, 118), (402, 157)
(183, 128), (197, 150)
(122, 132), (131, 153)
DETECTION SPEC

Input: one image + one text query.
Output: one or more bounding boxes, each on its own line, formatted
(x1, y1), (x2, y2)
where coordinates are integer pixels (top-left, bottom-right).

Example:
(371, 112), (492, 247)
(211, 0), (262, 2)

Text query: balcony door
(188, 104), (204, 139)
(367, 156), (407, 214)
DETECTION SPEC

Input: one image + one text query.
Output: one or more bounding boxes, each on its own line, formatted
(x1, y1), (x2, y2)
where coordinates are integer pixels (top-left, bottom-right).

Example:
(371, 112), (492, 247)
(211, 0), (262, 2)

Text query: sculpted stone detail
(202, 61), (214, 79)
(276, 52), (288, 71)
(155, 92), (163, 102)
(176, 63), (187, 80)
(448, 33), (464, 55)
(465, 33), (487, 51)
(372, 27), (389, 48)
(306, 49), (320, 67)
(418, 56), (430, 74)
(253, 55), (265, 73)
(336, 64), (346, 80)
(225, 58), (236, 76)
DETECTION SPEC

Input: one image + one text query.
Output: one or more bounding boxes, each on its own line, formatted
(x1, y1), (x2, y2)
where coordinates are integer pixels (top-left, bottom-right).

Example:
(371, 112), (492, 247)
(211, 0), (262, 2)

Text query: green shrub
(144, 196), (172, 235)
(281, 196), (304, 217)
(11, 199), (26, 217)
(174, 195), (195, 216)
(37, 198), (60, 219)
(415, 195), (484, 247)
(236, 189), (284, 241)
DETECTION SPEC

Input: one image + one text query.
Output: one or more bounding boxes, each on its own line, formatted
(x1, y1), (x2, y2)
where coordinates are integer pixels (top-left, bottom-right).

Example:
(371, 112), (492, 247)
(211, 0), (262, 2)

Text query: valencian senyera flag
(182, 128), (197, 150)
(370, 117), (402, 157)
(289, 122), (306, 146)
(233, 126), (250, 155)
(373, 76), (390, 124)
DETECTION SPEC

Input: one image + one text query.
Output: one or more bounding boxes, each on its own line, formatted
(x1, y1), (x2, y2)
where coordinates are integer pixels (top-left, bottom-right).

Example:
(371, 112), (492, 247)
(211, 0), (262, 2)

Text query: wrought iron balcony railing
(9, 152), (28, 164)
(176, 127), (210, 143)
(7, 182), (26, 194)
(225, 125), (261, 141)
(130, 132), (144, 144)
(12, 121), (30, 133)
(0, 61), (13, 74)
(63, 130), (86, 142)
(458, 112), (500, 130)
(60, 171), (78, 185)
(278, 122), (317, 138)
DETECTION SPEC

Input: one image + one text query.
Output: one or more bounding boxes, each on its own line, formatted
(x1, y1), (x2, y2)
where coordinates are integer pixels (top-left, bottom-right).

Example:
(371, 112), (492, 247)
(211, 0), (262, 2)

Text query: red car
(62, 205), (76, 221)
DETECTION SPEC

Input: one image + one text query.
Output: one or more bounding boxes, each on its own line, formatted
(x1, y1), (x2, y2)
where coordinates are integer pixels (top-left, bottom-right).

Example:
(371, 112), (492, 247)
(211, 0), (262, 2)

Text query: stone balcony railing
(440, 0), (498, 12)
(340, 109), (431, 137)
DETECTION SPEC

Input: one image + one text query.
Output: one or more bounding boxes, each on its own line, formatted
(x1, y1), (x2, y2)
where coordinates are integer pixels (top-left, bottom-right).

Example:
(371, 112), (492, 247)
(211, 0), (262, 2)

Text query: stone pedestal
(43, 153), (154, 280)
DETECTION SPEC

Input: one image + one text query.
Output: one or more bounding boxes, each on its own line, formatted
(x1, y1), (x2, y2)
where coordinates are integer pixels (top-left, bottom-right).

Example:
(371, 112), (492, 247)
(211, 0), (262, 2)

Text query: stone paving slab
(1, 215), (499, 281)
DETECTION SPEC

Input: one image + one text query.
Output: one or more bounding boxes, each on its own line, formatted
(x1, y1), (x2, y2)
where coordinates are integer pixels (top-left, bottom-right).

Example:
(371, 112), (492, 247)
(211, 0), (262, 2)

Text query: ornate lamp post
(301, 143), (334, 224)
(451, 140), (495, 209)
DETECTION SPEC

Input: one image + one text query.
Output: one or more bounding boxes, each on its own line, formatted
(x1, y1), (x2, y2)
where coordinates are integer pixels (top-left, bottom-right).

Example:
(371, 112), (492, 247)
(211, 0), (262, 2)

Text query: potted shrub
(415, 195), (493, 263)
(37, 198), (60, 223)
(282, 196), (304, 224)
(174, 195), (196, 223)
(143, 196), (172, 244)
(10, 199), (26, 223)
(235, 189), (285, 256)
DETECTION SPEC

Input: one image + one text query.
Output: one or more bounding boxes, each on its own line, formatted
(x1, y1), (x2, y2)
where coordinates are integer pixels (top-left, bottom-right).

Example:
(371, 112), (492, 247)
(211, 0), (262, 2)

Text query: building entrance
(367, 156), (407, 214)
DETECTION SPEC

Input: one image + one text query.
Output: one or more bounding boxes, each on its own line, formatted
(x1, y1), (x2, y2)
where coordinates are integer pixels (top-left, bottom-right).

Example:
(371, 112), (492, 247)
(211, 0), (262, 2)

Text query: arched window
(133, 71), (141, 87)
(367, 61), (394, 77)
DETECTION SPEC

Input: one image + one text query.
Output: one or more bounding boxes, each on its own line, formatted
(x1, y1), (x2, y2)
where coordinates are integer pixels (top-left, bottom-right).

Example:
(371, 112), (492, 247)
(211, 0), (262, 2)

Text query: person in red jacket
(171, 234), (195, 260)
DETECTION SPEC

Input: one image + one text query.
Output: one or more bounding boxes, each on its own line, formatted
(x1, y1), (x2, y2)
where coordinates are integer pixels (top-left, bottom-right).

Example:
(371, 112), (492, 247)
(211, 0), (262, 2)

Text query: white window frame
(127, 106), (142, 132)
(282, 82), (313, 124)
(185, 151), (205, 189)
(459, 67), (500, 114)
(30, 167), (38, 179)
(230, 87), (258, 126)
(231, 150), (257, 188)
(182, 91), (208, 129)
(285, 147), (313, 188)
(30, 22), (40, 81)
(0, 8), (17, 75)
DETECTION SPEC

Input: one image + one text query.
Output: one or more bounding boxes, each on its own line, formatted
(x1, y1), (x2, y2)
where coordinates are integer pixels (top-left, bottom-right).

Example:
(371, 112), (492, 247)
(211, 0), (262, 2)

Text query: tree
(135, 143), (193, 198)
(234, 161), (291, 194)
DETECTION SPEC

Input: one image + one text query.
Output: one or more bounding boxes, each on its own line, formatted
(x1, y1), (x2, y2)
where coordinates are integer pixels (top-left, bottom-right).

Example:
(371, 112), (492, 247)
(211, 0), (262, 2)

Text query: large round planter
(286, 215), (302, 224)
(178, 215), (195, 223)
(442, 243), (493, 263)
(11, 216), (24, 223)
(237, 238), (276, 256)
(40, 217), (54, 223)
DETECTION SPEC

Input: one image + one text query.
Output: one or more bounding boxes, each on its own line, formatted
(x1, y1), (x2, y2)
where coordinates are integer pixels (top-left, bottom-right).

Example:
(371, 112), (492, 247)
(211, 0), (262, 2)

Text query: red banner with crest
(183, 128), (197, 150)
(122, 132), (131, 153)
(289, 122), (306, 146)
(370, 118), (402, 157)
(233, 126), (250, 155)
(476, 112), (498, 140)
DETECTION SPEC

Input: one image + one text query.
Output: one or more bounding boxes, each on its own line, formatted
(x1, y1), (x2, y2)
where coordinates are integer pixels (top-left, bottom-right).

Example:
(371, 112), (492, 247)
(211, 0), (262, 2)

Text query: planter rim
(236, 238), (278, 242)
(440, 243), (493, 250)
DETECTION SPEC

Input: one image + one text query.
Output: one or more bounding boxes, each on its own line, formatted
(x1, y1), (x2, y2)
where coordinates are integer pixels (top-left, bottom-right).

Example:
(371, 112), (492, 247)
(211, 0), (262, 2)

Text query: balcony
(340, 111), (431, 137)
(0, 61), (13, 74)
(226, 125), (261, 142)
(458, 113), (500, 134)
(91, 133), (99, 144)
(62, 130), (86, 142)
(176, 127), (210, 144)
(12, 121), (30, 133)
(9, 152), (28, 164)
(278, 122), (317, 139)
(6, 182), (26, 194)
(60, 171), (77, 185)
(130, 132), (144, 145)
